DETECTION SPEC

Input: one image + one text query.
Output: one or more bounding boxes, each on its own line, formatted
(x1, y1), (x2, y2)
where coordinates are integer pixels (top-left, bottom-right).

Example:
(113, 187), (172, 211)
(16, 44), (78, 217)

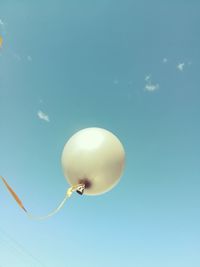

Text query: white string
(0, 175), (85, 221)
(24, 184), (85, 220)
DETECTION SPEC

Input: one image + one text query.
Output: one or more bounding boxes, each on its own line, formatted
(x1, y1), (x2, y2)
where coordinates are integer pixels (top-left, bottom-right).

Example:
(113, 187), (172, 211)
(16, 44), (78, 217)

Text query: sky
(0, 0), (200, 266)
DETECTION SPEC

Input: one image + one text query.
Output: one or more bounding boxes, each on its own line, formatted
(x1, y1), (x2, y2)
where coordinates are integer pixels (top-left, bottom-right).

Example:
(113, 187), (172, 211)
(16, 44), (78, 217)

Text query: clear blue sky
(0, 1), (200, 267)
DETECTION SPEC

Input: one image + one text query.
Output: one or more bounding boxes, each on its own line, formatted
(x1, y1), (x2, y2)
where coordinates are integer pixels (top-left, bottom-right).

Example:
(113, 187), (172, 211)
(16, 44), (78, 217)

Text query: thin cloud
(163, 58), (168, 63)
(177, 63), (185, 71)
(0, 19), (6, 33)
(27, 55), (32, 61)
(145, 83), (159, 92)
(145, 75), (151, 81)
(113, 79), (119, 85)
(13, 53), (21, 61)
(37, 110), (50, 122)
(144, 74), (159, 92)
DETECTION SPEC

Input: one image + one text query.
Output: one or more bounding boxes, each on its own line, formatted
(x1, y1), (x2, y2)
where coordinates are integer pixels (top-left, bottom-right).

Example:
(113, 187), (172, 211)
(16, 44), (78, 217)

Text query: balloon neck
(76, 184), (85, 195)
(78, 178), (92, 189)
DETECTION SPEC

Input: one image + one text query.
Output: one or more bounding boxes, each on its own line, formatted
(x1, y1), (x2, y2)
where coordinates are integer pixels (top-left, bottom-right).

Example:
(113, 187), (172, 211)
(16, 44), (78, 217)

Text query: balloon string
(26, 185), (84, 221)
(0, 175), (85, 220)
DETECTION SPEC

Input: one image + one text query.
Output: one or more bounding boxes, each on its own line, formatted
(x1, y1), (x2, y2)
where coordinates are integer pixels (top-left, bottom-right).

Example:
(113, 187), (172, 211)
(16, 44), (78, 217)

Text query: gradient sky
(0, 1), (200, 267)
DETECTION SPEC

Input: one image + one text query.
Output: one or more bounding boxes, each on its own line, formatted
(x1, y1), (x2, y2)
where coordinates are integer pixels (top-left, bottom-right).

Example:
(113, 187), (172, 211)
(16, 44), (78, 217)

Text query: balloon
(1, 127), (125, 219)
(61, 127), (125, 195)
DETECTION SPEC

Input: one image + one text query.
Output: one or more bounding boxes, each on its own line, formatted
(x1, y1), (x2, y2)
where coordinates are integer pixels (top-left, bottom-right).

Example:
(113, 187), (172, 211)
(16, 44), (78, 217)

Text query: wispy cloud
(37, 110), (50, 122)
(0, 19), (4, 26)
(145, 83), (159, 92)
(177, 63), (185, 71)
(144, 75), (159, 92)
(145, 75), (151, 81)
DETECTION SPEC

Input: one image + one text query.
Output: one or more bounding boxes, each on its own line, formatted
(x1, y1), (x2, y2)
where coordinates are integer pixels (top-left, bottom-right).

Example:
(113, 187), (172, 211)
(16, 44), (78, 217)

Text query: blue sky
(0, 1), (200, 267)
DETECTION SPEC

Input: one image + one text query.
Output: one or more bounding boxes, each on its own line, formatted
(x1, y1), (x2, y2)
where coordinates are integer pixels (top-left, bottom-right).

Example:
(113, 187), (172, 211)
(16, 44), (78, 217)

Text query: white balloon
(61, 127), (125, 195)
